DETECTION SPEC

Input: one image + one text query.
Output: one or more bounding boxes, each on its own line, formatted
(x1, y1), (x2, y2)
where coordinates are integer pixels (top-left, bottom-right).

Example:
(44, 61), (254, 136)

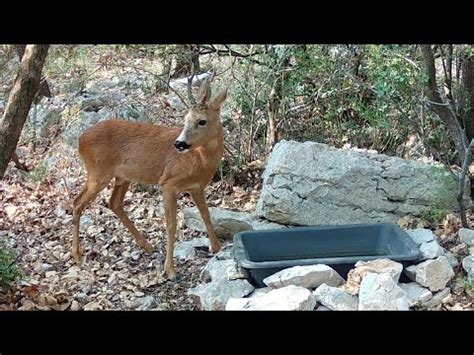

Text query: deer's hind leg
(108, 178), (154, 253)
(72, 175), (111, 265)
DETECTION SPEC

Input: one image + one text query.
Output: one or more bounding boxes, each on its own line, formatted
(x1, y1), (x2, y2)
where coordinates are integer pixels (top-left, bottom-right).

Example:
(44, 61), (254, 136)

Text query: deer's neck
(197, 125), (224, 168)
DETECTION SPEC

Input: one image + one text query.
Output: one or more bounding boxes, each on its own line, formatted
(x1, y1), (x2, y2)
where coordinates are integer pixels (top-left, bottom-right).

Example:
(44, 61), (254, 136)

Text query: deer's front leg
(162, 187), (178, 280)
(190, 188), (221, 254)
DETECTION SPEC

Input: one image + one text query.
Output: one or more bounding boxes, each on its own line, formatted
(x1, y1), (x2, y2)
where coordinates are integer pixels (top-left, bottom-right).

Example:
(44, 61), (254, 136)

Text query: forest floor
(0, 132), (263, 310)
(1, 138), (473, 310)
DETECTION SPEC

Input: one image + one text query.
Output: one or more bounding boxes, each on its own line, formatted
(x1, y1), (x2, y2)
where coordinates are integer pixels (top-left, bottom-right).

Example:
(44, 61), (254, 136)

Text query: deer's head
(174, 78), (227, 153)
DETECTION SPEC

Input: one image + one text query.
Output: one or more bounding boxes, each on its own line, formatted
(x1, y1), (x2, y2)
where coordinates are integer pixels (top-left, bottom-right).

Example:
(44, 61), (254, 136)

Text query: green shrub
(0, 244), (22, 291)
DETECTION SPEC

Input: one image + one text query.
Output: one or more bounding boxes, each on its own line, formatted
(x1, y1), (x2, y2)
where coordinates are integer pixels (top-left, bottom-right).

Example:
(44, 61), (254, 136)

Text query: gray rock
(74, 292), (90, 304)
(174, 242), (196, 260)
(225, 285), (316, 311)
(459, 228), (474, 246)
(189, 279), (254, 311)
(470, 247), (474, 256)
(28, 105), (63, 138)
(41, 263), (54, 273)
(419, 240), (445, 260)
(313, 284), (358, 310)
(358, 272), (410, 310)
(256, 140), (461, 225)
(44, 155), (59, 170)
(414, 256), (455, 292)
(406, 229), (436, 245)
(200, 258), (248, 282)
(399, 283), (433, 307)
(183, 207), (286, 240)
(63, 111), (113, 147)
(316, 305), (332, 311)
(248, 287), (272, 298)
(249, 219), (287, 230)
(419, 288), (451, 309)
(263, 264), (344, 289)
(353, 259), (403, 282)
(81, 215), (94, 228)
(462, 255), (474, 281)
(133, 296), (157, 310)
(404, 265), (418, 281)
(189, 237), (209, 248)
(444, 251), (459, 269)
(343, 258), (404, 295)
(215, 244), (234, 260)
(183, 207), (253, 240)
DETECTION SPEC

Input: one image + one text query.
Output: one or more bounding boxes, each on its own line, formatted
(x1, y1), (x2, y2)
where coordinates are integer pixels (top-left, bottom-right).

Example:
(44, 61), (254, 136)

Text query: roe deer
(71, 77), (227, 280)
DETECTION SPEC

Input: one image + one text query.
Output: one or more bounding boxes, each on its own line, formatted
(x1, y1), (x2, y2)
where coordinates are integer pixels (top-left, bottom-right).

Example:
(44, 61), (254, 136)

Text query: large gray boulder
(183, 207), (285, 240)
(256, 140), (462, 225)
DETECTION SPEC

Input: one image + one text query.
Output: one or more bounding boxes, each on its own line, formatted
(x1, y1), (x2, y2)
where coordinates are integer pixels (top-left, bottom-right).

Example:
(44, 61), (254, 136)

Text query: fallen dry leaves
(0, 137), (261, 311)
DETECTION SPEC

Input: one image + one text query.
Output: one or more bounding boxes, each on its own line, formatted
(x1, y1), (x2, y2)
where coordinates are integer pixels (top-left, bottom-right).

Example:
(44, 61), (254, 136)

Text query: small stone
(343, 258), (403, 295)
(226, 285), (316, 311)
(415, 256), (455, 292)
(263, 264), (344, 289)
(75, 292), (90, 304)
(316, 305), (332, 311)
(134, 296), (156, 310)
(41, 263), (54, 273)
(419, 288), (451, 309)
(189, 279), (254, 311)
(183, 207), (253, 239)
(174, 242), (196, 260)
(189, 237), (209, 248)
(215, 244), (234, 260)
(70, 300), (81, 311)
(399, 283), (433, 307)
(404, 265), (417, 281)
(406, 229), (436, 245)
(313, 284), (358, 310)
(419, 240), (444, 260)
(458, 228), (474, 246)
(83, 301), (102, 311)
(358, 272), (409, 310)
(200, 258), (248, 282)
(248, 287), (272, 298)
(45, 271), (57, 278)
(462, 255), (474, 281)
(131, 251), (141, 261)
(443, 251), (459, 269)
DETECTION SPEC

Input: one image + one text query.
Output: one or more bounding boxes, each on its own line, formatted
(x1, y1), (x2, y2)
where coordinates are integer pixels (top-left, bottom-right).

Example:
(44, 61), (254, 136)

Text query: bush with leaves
(0, 243), (22, 291)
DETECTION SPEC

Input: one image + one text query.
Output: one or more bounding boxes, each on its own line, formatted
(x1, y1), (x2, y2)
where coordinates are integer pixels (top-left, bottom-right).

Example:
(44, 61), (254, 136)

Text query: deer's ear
(197, 79), (212, 105)
(208, 86), (228, 111)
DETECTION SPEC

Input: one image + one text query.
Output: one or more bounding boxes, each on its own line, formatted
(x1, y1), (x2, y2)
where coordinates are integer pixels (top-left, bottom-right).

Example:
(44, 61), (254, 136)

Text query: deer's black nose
(174, 140), (189, 151)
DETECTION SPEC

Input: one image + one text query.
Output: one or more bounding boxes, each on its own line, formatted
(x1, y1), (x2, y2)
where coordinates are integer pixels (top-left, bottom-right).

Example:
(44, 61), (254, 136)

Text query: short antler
(187, 69), (197, 107)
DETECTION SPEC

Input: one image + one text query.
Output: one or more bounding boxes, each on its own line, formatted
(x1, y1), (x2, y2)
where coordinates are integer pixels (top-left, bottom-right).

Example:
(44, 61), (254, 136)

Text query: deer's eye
(198, 120), (207, 127)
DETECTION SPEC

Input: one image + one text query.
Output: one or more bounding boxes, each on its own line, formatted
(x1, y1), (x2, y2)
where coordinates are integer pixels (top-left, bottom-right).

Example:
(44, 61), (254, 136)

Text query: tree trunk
(420, 44), (467, 162)
(462, 51), (474, 142)
(0, 45), (49, 179)
(16, 44), (52, 99)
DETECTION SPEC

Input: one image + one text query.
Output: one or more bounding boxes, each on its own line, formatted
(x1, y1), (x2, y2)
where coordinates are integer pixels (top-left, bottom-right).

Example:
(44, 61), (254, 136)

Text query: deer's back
(78, 119), (181, 183)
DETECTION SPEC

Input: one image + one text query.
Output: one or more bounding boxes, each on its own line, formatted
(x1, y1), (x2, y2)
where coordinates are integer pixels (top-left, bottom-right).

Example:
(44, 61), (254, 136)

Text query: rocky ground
(0, 139), (262, 310)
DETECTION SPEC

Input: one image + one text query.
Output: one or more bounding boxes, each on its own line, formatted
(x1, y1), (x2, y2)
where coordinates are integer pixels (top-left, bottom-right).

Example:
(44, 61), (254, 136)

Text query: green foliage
(0, 243), (22, 291)
(464, 278), (474, 295)
(421, 167), (458, 224)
